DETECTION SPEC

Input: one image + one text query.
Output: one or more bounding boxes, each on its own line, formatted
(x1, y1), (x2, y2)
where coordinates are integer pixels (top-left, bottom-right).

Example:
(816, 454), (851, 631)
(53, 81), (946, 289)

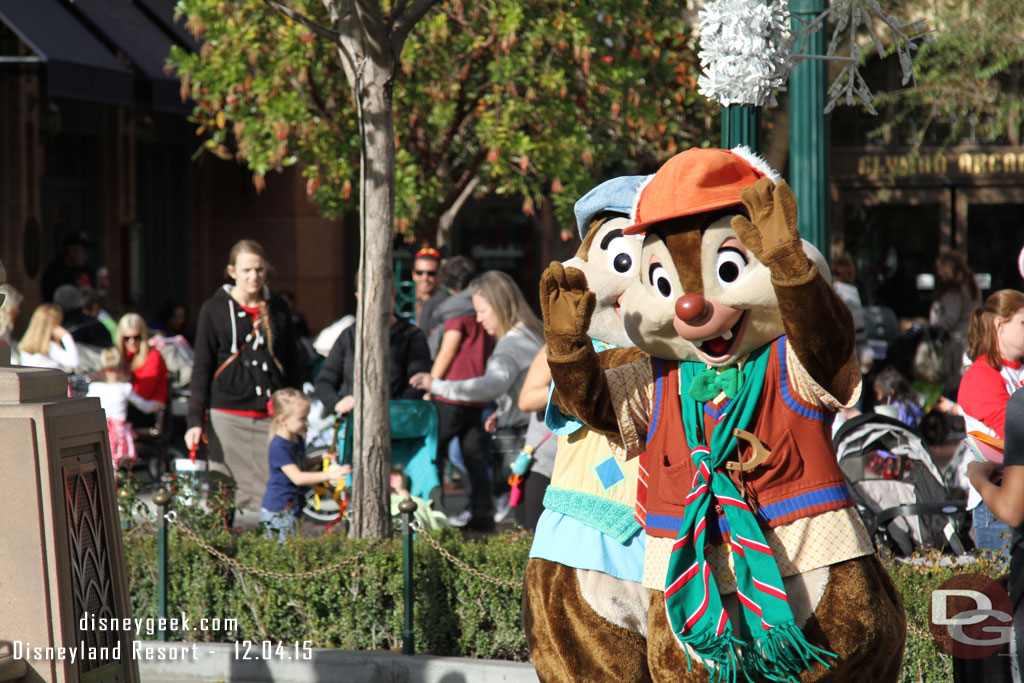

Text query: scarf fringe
(675, 630), (753, 683)
(743, 622), (836, 682)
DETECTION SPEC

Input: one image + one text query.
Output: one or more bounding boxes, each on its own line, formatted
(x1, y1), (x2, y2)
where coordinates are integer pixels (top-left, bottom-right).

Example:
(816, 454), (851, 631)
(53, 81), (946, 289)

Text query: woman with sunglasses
(115, 312), (169, 410)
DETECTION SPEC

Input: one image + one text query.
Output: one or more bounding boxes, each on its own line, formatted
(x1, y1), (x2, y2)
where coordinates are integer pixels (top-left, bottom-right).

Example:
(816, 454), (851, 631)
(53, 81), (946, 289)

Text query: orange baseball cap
(624, 146), (780, 235)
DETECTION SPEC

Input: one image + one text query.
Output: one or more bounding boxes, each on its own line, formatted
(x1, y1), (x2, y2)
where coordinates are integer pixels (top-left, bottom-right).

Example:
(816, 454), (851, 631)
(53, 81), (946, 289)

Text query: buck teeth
(721, 330), (733, 341)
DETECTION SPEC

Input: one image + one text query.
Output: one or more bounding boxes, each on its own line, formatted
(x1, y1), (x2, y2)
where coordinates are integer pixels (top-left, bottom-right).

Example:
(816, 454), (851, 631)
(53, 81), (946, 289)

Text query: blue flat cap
(573, 175), (650, 239)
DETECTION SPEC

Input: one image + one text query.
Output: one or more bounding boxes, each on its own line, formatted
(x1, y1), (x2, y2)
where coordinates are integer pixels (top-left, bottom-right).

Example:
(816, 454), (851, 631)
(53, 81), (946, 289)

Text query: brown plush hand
(540, 261), (595, 356)
(731, 178), (808, 279)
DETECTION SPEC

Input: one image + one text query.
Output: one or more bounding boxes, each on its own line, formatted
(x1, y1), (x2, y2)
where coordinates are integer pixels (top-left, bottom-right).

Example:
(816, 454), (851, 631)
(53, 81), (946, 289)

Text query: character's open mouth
(697, 312), (747, 360)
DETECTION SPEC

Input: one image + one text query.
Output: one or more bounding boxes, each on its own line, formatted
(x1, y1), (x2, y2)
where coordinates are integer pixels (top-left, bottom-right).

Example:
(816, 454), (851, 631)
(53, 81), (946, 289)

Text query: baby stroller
(301, 399), (441, 525)
(834, 413), (969, 557)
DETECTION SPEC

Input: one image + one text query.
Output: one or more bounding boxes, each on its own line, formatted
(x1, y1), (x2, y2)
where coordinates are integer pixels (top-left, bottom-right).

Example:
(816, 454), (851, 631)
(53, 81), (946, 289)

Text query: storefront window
(843, 203), (940, 321)
(967, 204), (1024, 294)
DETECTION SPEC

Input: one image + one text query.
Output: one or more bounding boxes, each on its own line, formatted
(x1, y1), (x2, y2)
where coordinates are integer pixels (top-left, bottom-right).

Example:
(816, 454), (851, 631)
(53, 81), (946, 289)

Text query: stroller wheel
(301, 487), (343, 524)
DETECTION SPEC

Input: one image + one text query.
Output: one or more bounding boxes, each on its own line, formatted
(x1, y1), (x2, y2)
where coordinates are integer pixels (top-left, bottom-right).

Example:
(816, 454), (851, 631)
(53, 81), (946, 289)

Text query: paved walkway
(136, 642), (539, 683)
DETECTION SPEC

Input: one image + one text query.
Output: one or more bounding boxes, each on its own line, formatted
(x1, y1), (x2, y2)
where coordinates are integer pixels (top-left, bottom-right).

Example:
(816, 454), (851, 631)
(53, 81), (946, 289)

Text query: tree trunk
(434, 176), (479, 249)
(350, 57), (396, 539)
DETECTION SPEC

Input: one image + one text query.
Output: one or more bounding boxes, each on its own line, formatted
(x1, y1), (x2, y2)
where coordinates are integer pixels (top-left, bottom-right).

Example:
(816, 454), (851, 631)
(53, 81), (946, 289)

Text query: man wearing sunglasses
(413, 247), (450, 344)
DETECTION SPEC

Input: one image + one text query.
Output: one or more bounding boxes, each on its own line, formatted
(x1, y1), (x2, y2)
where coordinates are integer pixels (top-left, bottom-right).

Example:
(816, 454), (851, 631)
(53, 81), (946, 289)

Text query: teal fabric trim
(542, 486), (641, 543)
(544, 337), (617, 435)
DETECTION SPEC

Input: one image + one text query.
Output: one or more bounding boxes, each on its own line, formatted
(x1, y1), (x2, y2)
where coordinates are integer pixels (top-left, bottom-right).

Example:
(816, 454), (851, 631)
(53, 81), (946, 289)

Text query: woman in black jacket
(185, 239), (301, 512)
(313, 305), (430, 417)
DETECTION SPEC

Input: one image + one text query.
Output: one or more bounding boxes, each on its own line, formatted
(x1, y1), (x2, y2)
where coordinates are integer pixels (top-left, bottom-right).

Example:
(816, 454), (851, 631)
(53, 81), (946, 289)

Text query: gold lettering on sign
(856, 151), (1020, 177)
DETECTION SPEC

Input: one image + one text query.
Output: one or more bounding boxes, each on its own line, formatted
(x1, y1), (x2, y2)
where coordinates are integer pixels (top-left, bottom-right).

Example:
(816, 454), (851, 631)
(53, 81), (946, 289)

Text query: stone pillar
(0, 351), (139, 683)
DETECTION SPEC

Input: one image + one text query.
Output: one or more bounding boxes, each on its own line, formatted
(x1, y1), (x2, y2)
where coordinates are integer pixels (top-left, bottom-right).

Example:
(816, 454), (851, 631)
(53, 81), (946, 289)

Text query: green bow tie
(688, 366), (742, 403)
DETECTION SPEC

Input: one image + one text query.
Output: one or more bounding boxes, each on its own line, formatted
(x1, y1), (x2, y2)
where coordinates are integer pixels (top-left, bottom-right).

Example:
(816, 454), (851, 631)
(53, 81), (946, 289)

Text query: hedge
(122, 524), (531, 660)
(119, 488), (1008, 674)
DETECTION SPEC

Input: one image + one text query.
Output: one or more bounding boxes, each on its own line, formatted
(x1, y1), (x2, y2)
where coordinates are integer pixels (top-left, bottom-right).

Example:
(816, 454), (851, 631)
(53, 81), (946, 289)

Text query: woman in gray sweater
(410, 270), (543, 531)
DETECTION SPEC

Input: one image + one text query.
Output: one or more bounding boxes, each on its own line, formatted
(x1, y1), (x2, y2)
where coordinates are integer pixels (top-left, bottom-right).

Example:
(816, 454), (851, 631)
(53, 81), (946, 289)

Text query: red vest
(643, 338), (853, 540)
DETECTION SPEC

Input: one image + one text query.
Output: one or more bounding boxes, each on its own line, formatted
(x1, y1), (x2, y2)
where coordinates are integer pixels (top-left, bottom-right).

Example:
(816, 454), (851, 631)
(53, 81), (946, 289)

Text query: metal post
(152, 487), (172, 642)
(721, 104), (761, 153)
(398, 497), (417, 655)
(789, 0), (830, 256)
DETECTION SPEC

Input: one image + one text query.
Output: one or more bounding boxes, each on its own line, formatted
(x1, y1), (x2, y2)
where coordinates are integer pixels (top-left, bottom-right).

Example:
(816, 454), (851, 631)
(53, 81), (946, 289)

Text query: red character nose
(675, 294), (708, 322)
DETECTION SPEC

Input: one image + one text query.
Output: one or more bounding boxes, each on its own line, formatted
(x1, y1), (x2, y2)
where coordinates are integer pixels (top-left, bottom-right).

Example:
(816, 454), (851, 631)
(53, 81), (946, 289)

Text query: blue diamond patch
(594, 456), (625, 490)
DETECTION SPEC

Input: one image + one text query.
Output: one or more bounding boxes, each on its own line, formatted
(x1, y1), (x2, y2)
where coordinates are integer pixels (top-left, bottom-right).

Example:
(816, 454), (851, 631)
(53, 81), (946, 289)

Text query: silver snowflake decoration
(792, 0), (936, 114)
(697, 0), (792, 107)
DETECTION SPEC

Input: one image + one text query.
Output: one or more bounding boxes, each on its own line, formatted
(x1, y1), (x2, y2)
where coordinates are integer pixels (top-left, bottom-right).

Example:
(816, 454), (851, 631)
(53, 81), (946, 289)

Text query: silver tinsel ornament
(697, 0), (792, 107)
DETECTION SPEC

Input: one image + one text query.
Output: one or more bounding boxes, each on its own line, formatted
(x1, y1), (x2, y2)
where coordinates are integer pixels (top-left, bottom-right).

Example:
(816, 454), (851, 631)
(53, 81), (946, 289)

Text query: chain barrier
(143, 510), (519, 587)
(122, 520), (157, 539)
(409, 520), (522, 590)
(163, 511), (382, 580)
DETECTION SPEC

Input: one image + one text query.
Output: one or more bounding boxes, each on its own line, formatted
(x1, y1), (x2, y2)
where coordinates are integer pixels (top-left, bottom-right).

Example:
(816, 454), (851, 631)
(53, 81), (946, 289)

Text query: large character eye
(648, 263), (674, 300)
(716, 247), (748, 286)
(604, 236), (636, 277)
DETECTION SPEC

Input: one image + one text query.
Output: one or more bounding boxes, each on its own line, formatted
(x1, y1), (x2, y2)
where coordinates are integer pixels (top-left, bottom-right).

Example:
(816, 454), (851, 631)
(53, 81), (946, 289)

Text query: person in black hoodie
(185, 239), (301, 512)
(314, 289), (430, 417)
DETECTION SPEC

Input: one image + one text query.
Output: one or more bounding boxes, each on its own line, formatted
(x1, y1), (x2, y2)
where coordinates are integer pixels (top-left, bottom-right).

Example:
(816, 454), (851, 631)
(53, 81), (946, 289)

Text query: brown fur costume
(539, 148), (906, 682)
(523, 206), (652, 682)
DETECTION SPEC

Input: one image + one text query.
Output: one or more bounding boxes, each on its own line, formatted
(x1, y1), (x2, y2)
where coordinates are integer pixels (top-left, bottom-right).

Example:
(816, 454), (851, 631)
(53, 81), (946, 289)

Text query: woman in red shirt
(116, 312), (168, 410)
(957, 289), (1024, 557)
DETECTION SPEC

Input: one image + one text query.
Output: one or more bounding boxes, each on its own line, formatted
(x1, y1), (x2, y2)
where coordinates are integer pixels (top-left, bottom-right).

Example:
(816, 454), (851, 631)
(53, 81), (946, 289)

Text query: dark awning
(71, 0), (190, 114)
(0, 0), (133, 107)
(137, 0), (202, 53)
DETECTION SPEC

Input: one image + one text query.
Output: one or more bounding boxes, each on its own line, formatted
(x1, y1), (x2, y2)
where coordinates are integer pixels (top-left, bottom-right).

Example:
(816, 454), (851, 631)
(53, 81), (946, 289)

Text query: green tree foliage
(170, 0), (716, 239)
(868, 0), (1024, 146)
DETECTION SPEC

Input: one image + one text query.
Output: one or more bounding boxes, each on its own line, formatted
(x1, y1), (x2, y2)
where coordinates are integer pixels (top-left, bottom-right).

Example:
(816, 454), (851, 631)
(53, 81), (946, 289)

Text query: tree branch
(437, 151), (485, 216)
(435, 32), (496, 161)
(352, 0), (388, 58)
(263, 0), (337, 42)
(390, 0), (439, 55)
(319, 0), (358, 91)
(436, 174), (480, 247)
(296, 73), (345, 138)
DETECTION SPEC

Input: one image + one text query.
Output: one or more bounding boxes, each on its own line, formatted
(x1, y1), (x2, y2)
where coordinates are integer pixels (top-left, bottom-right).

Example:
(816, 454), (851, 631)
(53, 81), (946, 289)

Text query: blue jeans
(973, 502), (1011, 561)
(260, 508), (297, 544)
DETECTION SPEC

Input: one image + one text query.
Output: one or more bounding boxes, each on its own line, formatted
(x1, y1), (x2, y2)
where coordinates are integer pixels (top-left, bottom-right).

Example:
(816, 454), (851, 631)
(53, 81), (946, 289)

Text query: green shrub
(123, 519), (531, 659)
(884, 549), (1007, 683)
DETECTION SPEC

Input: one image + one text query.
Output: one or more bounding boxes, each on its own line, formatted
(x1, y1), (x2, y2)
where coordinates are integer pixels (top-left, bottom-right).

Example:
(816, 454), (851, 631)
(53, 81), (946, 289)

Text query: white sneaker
(493, 493), (512, 523)
(447, 509), (472, 527)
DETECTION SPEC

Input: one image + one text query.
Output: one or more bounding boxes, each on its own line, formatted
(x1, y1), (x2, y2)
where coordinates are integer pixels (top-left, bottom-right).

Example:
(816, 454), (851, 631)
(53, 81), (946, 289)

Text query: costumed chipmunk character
(523, 176), (652, 683)
(540, 147), (906, 682)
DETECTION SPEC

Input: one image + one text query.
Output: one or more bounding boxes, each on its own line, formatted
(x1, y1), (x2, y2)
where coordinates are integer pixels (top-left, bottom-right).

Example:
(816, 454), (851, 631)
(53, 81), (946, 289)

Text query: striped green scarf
(664, 344), (834, 682)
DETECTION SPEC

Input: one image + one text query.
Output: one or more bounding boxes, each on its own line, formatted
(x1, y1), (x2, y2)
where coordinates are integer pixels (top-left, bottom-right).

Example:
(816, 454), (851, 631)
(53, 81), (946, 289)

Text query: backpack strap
(213, 340), (249, 381)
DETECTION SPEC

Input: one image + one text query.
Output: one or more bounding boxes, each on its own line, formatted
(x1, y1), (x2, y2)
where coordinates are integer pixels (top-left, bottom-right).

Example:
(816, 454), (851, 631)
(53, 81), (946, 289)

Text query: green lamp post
(722, 105), (761, 153)
(789, 0), (830, 257)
